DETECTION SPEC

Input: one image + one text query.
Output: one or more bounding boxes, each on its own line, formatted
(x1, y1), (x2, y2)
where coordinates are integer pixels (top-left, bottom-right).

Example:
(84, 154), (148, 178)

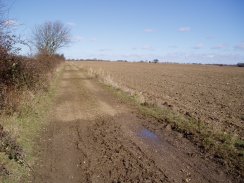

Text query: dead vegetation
(0, 59), (63, 182)
(0, 42), (64, 181)
(0, 6), (66, 180)
(0, 11), (66, 113)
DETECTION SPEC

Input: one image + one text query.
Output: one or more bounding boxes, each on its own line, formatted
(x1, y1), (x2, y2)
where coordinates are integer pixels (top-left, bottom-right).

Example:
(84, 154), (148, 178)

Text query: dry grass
(87, 66), (146, 104)
(0, 26), (65, 181)
(0, 64), (64, 182)
(0, 54), (64, 114)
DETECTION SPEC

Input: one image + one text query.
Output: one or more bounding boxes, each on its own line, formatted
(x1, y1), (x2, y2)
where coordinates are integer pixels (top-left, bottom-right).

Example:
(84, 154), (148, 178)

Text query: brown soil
(32, 63), (237, 183)
(80, 61), (244, 137)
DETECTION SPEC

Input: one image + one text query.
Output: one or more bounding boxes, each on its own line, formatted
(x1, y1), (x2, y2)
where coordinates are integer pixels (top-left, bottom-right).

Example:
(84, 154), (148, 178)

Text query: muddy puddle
(138, 128), (160, 144)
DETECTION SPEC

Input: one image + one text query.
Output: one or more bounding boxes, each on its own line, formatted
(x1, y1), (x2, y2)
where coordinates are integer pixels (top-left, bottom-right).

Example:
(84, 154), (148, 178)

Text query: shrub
(0, 19), (66, 113)
(0, 33), (64, 113)
(237, 63), (244, 67)
(0, 55), (63, 112)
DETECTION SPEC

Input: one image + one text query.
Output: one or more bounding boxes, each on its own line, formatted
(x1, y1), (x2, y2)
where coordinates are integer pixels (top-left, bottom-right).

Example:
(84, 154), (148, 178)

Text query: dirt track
(32, 63), (234, 183)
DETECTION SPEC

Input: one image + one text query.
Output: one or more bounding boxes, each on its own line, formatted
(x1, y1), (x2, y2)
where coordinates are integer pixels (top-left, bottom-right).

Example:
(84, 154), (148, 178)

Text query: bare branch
(32, 21), (71, 55)
(0, 0), (6, 30)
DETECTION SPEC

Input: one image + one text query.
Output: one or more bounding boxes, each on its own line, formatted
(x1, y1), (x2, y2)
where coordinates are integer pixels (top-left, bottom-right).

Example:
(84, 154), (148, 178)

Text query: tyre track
(82, 117), (170, 182)
(32, 62), (235, 183)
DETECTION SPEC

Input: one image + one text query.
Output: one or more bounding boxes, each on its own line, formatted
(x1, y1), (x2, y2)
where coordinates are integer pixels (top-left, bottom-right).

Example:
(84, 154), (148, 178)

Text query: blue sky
(5, 0), (244, 64)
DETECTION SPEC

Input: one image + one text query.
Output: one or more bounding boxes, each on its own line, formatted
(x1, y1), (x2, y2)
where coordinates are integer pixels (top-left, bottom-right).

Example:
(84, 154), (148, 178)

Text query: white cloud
(116, 53), (161, 61)
(178, 26), (191, 32)
(72, 36), (84, 42)
(71, 36), (97, 43)
(206, 35), (215, 40)
(99, 48), (112, 52)
(234, 42), (244, 50)
(206, 54), (215, 58)
(66, 22), (77, 27)
(144, 28), (155, 33)
(211, 44), (226, 49)
(132, 45), (155, 51)
(4, 19), (19, 27)
(169, 45), (178, 49)
(193, 43), (204, 49)
(141, 45), (155, 51)
(163, 52), (244, 64)
(90, 37), (97, 42)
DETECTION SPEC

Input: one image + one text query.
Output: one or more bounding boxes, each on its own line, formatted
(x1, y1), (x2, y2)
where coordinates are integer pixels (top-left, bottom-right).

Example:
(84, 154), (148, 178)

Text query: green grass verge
(102, 82), (244, 177)
(0, 65), (64, 183)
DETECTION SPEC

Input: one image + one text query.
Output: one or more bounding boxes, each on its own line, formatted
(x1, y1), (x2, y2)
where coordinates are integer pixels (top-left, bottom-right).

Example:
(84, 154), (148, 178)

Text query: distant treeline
(237, 63), (244, 67)
(68, 59), (244, 67)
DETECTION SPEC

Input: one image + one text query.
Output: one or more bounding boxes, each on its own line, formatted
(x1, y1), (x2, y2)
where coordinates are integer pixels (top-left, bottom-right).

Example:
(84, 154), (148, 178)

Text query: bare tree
(0, 0), (9, 54)
(0, 0), (10, 30)
(33, 21), (71, 55)
(0, 0), (6, 30)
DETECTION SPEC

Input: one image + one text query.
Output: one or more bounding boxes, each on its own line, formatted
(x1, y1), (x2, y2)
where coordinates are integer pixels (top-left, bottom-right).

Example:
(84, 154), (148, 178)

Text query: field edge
(84, 67), (244, 179)
(0, 64), (64, 183)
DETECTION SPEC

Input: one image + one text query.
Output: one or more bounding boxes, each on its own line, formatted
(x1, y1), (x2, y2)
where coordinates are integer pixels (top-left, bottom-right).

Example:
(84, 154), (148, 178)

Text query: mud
(32, 63), (236, 183)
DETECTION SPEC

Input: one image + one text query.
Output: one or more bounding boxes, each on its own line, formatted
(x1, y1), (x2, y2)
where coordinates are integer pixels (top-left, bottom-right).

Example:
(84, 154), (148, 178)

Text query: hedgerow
(0, 32), (64, 113)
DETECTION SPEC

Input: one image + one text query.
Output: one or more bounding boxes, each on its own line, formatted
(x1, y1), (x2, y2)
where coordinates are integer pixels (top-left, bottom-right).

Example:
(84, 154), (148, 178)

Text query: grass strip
(0, 65), (64, 183)
(101, 80), (244, 178)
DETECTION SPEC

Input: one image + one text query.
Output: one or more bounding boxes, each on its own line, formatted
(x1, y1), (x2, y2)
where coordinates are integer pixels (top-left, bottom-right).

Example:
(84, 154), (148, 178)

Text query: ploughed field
(33, 63), (240, 182)
(80, 61), (244, 138)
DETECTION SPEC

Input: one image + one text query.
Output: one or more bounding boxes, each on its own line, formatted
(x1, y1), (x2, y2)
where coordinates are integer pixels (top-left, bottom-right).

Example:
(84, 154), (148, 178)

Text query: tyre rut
(32, 63), (234, 183)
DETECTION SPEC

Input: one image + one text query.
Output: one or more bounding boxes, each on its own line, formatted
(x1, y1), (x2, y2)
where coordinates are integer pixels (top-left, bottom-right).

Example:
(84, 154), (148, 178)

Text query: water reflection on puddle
(139, 128), (160, 143)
